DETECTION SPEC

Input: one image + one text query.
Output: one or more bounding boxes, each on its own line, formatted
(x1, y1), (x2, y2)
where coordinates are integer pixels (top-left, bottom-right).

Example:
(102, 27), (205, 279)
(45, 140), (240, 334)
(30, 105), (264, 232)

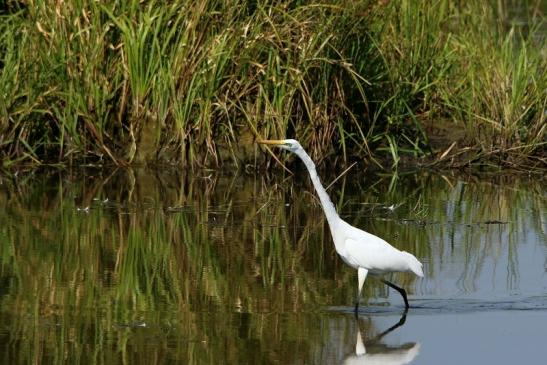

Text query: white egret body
(259, 139), (424, 311)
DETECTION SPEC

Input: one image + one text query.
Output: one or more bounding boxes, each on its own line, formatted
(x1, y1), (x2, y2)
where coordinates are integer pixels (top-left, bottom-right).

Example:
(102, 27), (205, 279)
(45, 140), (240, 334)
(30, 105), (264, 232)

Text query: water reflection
(0, 167), (544, 363)
(344, 313), (420, 365)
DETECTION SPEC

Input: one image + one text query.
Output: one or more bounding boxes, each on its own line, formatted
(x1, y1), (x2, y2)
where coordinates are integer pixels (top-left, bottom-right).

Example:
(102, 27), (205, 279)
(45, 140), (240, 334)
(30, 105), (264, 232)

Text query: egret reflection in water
(343, 313), (420, 365)
(0, 168), (545, 364)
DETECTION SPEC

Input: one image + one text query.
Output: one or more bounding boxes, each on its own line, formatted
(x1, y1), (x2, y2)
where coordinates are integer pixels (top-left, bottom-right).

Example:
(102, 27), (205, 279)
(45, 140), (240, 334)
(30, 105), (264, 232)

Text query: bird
(258, 139), (424, 313)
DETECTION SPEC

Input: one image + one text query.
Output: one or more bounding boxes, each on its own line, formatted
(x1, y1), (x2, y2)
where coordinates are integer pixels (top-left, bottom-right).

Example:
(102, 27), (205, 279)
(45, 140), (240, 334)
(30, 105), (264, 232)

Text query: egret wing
(344, 229), (409, 274)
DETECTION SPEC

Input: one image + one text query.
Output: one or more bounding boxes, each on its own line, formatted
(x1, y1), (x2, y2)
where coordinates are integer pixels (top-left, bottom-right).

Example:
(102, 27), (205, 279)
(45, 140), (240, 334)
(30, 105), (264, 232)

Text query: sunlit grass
(0, 1), (544, 168)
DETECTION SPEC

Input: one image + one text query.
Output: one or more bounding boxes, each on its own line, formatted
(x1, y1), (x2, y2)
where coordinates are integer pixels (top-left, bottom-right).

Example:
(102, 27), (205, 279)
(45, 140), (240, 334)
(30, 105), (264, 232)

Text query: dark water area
(0, 167), (545, 364)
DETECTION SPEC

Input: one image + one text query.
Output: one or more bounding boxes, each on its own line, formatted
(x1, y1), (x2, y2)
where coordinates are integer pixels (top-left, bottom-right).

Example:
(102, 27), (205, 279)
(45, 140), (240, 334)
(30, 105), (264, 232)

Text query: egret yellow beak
(257, 139), (286, 146)
(257, 138), (293, 174)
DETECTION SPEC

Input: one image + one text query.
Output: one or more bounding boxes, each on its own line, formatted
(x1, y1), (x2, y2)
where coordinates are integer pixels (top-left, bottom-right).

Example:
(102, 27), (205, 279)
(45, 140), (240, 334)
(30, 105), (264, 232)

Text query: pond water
(0, 167), (545, 364)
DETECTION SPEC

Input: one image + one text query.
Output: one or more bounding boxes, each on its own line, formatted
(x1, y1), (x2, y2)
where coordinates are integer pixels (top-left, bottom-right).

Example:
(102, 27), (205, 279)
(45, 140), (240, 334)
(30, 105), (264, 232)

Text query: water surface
(0, 167), (545, 364)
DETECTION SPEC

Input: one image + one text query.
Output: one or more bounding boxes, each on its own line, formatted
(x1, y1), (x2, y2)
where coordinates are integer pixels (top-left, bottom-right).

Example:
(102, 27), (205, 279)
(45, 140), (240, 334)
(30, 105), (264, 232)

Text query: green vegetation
(0, 0), (544, 168)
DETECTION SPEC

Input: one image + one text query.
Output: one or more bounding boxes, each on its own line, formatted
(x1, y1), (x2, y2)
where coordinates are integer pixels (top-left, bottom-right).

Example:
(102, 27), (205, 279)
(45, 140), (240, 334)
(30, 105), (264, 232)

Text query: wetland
(0, 167), (545, 364)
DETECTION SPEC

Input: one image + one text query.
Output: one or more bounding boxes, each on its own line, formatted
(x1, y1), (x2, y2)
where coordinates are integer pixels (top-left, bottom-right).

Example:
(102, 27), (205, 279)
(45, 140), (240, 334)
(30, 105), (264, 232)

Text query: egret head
(257, 139), (302, 153)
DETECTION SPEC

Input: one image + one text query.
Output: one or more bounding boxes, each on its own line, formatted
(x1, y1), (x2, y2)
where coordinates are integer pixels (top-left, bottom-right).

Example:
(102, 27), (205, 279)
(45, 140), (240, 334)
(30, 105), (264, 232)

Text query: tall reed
(0, 0), (544, 168)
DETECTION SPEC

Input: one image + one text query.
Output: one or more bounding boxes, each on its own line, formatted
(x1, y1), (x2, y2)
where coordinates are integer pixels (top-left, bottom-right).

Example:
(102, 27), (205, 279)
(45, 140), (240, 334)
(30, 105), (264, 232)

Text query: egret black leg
(354, 301), (359, 318)
(381, 279), (409, 310)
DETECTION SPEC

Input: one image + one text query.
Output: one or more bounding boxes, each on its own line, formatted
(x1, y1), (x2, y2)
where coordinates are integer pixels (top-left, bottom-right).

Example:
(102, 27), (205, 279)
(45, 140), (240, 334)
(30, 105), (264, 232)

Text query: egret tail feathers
(402, 251), (424, 277)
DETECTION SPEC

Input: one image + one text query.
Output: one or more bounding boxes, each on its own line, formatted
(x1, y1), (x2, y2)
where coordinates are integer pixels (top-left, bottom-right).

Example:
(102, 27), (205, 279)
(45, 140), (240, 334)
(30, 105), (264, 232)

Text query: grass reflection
(0, 167), (544, 363)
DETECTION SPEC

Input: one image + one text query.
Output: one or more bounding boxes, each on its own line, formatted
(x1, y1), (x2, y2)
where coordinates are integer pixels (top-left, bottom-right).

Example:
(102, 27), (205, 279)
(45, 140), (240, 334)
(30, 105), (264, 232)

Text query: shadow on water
(0, 167), (545, 363)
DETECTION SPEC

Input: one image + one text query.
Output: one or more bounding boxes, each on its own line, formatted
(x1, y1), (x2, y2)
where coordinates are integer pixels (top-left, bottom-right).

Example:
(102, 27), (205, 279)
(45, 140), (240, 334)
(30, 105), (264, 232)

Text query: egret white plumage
(258, 139), (424, 312)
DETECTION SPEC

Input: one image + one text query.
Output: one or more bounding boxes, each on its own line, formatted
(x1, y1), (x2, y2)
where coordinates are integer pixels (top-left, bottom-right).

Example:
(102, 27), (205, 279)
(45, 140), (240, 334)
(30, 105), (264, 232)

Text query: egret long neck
(294, 148), (340, 227)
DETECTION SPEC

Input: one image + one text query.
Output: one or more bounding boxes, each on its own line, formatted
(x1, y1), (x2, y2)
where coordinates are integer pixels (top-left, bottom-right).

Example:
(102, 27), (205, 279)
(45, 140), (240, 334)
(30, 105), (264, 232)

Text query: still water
(0, 167), (545, 364)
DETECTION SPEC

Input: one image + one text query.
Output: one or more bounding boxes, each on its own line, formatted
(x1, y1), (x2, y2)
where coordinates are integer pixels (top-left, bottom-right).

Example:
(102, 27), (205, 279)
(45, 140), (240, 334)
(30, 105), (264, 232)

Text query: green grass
(0, 0), (544, 168)
(444, 5), (546, 165)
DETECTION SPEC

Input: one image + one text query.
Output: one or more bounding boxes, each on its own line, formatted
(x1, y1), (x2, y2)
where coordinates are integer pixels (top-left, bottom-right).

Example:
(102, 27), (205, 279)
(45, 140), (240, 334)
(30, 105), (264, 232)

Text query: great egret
(258, 139), (424, 312)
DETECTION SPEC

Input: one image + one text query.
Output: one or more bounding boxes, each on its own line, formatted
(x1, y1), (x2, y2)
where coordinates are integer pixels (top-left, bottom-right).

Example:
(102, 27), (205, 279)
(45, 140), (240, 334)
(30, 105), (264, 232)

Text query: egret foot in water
(354, 279), (410, 316)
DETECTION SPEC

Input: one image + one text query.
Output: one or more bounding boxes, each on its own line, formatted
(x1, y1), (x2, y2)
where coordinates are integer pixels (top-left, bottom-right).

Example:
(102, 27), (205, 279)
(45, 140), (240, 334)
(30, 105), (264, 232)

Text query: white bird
(258, 139), (424, 312)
